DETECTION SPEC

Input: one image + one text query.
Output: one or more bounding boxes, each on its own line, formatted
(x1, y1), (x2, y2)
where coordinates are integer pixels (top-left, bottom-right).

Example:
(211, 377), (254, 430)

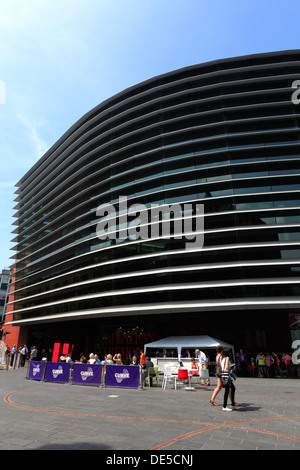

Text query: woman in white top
(88, 353), (96, 364)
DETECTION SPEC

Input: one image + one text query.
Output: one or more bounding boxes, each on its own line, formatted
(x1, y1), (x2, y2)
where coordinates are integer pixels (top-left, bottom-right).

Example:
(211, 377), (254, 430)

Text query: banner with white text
(44, 362), (71, 383)
(27, 361), (46, 381)
(71, 363), (103, 386)
(105, 365), (140, 388)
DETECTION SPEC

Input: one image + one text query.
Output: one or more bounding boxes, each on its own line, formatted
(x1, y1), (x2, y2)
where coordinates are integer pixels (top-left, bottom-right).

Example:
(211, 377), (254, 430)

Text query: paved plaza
(1, 365), (300, 453)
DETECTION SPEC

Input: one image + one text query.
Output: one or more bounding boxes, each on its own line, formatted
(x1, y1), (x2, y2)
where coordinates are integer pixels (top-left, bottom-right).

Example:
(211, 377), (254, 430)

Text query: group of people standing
(253, 351), (295, 378)
(74, 352), (124, 365)
(238, 349), (297, 378)
(5, 344), (38, 368)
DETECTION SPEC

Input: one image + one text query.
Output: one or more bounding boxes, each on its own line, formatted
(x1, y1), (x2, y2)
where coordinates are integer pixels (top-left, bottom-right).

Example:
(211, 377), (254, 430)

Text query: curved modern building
(5, 50), (300, 356)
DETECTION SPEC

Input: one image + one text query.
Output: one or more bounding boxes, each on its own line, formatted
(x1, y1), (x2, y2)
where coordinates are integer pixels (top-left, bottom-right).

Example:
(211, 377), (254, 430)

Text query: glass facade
(6, 50), (300, 351)
(0, 269), (10, 322)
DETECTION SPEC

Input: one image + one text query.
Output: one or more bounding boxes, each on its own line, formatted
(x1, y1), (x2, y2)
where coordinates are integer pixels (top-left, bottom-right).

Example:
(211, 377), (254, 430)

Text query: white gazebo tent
(144, 335), (235, 359)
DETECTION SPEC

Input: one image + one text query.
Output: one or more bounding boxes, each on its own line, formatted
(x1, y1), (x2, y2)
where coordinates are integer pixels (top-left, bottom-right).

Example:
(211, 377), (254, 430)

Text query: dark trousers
(223, 382), (236, 408)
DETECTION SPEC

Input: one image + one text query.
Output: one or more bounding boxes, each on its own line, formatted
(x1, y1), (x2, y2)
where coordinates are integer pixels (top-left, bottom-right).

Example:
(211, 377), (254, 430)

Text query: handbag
(219, 356), (233, 388)
(220, 370), (232, 388)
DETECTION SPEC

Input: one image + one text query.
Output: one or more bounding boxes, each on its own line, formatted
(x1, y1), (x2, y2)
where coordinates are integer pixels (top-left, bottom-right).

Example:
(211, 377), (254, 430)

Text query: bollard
(101, 364), (106, 387)
(42, 360), (47, 381)
(138, 365), (144, 391)
(5, 353), (10, 371)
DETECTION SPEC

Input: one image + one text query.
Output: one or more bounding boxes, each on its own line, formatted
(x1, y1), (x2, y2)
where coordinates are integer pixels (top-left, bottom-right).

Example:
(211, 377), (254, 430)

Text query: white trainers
(222, 407), (232, 412)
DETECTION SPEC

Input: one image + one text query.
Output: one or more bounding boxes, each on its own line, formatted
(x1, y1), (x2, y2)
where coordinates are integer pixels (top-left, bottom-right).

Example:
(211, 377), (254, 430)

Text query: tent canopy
(144, 335), (235, 357)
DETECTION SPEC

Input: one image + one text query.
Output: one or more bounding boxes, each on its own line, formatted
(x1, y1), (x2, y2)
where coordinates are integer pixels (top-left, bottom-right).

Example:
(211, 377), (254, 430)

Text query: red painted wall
(2, 267), (28, 351)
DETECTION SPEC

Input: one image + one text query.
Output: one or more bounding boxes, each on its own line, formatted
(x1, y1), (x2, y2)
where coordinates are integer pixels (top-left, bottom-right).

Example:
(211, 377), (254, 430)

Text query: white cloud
(17, 114), (49, 159)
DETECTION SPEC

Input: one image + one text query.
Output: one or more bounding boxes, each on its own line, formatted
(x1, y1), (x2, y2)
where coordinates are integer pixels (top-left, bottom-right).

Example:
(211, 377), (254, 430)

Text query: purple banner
(105, 365), (140, 388)
(71, 363), (103, 386)
(44, 362), (71, 383)
(28, 361), (46, 381)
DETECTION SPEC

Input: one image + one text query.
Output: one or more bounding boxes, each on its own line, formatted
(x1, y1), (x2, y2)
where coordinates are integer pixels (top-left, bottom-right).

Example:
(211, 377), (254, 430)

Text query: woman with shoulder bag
(220, 349), (240, 412)
(210, 345), (224, 406)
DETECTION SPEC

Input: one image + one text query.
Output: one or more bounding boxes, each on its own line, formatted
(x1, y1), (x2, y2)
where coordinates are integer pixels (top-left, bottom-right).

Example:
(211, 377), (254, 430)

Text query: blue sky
(0, 0), (299, 268)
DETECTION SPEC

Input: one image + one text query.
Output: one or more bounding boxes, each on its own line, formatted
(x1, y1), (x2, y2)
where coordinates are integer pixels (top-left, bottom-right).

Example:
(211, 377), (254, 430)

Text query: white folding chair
(162, 366), (177, 389)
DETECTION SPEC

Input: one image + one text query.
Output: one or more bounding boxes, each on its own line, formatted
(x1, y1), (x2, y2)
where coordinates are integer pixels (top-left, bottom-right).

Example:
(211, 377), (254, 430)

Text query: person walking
(10, 344), (16, 367)
(220, 349), (239, 412)
(20, 345), (28, 367)
(210, 345), (224, 406)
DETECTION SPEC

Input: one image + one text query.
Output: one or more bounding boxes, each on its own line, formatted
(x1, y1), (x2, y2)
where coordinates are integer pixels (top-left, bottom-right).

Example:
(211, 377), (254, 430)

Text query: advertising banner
(105, 365), (140, 388)
(27, 361), (46, 381)
(44, 362), (71, 383)
(71, 363), (103, 386)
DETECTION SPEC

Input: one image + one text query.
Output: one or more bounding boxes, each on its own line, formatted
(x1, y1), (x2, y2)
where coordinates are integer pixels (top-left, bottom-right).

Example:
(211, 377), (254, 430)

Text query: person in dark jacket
(142, 356), (154, 386)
